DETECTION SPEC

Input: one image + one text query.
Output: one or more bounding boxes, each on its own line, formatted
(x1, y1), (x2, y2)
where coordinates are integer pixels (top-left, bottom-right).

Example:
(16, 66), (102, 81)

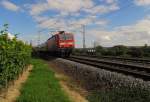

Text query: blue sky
(0, 0), (150, 47)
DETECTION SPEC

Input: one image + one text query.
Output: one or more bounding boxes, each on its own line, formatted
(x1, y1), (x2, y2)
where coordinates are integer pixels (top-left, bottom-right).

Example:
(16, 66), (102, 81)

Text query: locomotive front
(57, 31), (74, 57)
(46, 31), (74, 57)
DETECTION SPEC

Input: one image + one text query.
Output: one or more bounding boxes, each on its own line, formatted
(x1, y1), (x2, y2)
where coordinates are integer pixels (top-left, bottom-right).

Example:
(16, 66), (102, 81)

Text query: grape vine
(0, 24), (32, 89)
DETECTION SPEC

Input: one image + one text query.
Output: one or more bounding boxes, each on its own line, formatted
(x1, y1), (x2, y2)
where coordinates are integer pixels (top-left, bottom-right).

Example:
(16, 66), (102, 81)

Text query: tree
(141, 44), (150, 57)
(95, 45), (107, 56)
(127, 47), (143, 57)
(106, 45), (128, 56)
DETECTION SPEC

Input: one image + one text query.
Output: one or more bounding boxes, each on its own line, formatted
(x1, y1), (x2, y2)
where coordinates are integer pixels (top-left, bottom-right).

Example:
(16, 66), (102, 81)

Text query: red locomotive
(37, 31), (75, 57)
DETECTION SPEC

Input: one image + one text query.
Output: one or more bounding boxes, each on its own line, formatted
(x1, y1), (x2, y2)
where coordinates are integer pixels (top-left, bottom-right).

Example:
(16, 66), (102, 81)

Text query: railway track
(100, 56), (150, 64)
(73, 54), (150, 66)
(67, 56), (150, 81)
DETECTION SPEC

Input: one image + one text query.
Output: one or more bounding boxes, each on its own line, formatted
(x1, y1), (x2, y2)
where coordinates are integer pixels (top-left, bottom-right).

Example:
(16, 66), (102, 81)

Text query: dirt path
(0, 65), (32, 102)
(48, 62), (88, 102)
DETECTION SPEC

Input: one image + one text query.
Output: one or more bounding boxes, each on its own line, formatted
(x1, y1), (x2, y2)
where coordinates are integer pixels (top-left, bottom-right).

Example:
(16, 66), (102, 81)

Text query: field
(16, 59), (71, 102)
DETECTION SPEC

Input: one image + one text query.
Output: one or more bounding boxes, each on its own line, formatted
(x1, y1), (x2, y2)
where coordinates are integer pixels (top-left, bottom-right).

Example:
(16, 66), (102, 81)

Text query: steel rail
(67, 56), (150, 81)
(72, 54), (150, 65)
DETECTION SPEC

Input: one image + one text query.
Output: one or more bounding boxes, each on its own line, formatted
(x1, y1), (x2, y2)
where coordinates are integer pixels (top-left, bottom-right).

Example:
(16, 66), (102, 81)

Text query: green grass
(87, 87), (150, 102)
(16, 59), (71, 102)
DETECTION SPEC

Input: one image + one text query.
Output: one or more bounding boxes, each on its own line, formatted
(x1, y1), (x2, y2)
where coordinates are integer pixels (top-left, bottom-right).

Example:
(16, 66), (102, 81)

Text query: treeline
(0, 24), (32, 90)
(73, 45), (150, 58)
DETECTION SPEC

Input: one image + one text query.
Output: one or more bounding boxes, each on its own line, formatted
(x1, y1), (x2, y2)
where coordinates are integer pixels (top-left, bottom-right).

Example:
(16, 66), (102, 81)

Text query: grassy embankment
(16, 59), (71, 102)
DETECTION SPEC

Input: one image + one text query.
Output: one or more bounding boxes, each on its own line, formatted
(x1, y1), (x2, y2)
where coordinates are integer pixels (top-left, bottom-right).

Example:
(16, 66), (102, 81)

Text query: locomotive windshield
(59, 33), (73, 40)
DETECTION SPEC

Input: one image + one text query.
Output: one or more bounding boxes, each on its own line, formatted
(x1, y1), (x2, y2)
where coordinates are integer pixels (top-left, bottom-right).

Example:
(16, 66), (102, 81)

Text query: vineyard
(0, 24), (32, 90)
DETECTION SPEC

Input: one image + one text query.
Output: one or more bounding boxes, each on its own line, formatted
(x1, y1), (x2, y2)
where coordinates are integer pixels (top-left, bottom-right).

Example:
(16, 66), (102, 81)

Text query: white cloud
(85, 3), (119, 15)
(28, 0), (119, 16)
(99, 0), (118, 4)
(34, 14), (108, 33)
(87, 15), (150, 47)
(117, 15), (150, 33)
(26, 0), (119, 33)
(1, 0), (20, 12)
(47, 0), (94, 13)
(29, 0), (94, 16)
(134, 0), (150, 6)
(29, 3), (49, 15)
(95, 20), (109, 26)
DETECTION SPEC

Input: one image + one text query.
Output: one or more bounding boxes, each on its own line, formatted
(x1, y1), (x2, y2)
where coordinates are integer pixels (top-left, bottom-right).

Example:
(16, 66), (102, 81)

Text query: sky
(0, 0), (150, 47)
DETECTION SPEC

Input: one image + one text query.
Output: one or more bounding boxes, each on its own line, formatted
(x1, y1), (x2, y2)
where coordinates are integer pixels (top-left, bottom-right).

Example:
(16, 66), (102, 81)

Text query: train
(36, 31), (75, 57)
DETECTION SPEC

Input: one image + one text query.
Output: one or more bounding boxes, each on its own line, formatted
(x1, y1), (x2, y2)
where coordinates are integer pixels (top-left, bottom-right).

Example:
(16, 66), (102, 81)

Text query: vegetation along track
(66, 55), (150, 81)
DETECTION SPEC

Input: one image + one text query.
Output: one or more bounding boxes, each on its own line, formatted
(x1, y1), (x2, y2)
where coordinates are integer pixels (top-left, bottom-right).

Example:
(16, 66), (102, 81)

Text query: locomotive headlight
(60, 42), (65, 45)
(67, 42), (73, 44)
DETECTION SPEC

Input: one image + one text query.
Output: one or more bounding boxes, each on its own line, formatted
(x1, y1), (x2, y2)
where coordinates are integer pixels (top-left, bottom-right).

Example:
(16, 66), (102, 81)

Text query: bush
(0, 24), (32, 89)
